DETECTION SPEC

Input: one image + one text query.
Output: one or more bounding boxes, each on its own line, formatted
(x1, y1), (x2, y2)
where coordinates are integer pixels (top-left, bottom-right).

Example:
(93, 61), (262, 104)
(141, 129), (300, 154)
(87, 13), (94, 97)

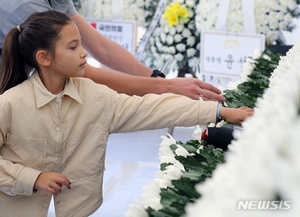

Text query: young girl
(0, 11), (253, 217)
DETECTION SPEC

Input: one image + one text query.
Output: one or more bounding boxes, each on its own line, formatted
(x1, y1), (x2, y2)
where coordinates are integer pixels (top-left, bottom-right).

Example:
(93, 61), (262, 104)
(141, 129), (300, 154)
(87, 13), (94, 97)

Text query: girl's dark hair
(0, 10), (73, 94)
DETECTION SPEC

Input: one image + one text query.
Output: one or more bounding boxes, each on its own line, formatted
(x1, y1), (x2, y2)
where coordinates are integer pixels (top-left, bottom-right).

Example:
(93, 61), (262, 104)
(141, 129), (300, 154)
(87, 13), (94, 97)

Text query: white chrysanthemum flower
(186, 0), (195, 7)
(188, 9), (195, 18)
(189, 57), (200, 68)
(164, 54), (173, 61)
(253, 49), (262, 59)
(188, 22), (198, 29)
(162, 46), (169, 53)
(175, 145), (190, 157)
(139, 180), (163, 210)
(153, 28), (161, 37)
(176, 24), (184, 33)
(168, 26), (177, 36)
(192, 125), (206, 141)
(164, 25), (170, 34)
(176, 43), (186, 52)
(166, 35), (174, 45)
(153, 52), (160, 59)
(287, 0), (297, 9)
(168, 46), (176, 54)
(149, 37), (155, 45)
(136, 0), (144, 7)
(182, 28), (192, 37)
(125, 198), (148, 217)
(160, 32), (166, 43)
(175, 53), (184, 61)
(174, 34), (183, 42)
(187, 48), (196, 57)
(150, 45), (157, 53)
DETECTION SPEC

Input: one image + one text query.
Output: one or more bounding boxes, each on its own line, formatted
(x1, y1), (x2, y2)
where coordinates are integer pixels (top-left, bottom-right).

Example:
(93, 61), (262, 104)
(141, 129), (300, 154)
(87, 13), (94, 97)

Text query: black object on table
(206, 124), (243, 151)
(266, 45), (292, 55)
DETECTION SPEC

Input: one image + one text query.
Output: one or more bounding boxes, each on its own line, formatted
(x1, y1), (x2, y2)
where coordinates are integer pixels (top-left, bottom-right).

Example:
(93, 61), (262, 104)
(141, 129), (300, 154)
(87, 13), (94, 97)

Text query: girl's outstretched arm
(220, 107), (254, 125)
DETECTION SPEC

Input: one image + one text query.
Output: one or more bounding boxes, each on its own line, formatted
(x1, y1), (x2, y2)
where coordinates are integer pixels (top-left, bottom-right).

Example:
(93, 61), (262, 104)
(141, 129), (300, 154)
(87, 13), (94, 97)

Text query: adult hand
(168, 77), (226, 102)
(34, 172), (71, 195)
(220, 107), (254, 125)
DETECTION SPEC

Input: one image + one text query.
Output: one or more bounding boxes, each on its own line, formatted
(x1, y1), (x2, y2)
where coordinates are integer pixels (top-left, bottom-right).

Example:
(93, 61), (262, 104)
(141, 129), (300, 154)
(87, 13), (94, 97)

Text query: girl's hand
(220, 107), (254, 125)
(34, 172), (71, 195)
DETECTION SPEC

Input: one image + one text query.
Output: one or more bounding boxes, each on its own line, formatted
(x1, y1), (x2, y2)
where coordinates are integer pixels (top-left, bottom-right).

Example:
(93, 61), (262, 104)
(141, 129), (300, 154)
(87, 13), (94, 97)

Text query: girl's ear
(36, 50), (51, 66)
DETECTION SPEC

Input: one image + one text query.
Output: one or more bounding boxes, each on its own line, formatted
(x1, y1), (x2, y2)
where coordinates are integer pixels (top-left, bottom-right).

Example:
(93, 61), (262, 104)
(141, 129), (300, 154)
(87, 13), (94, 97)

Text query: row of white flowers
(94, 0), (145, 26)
(195, 0), (299, 42)
(76, 0), (146, 26)
(125, 134), (193, 217)
(186, 39), (300, 216)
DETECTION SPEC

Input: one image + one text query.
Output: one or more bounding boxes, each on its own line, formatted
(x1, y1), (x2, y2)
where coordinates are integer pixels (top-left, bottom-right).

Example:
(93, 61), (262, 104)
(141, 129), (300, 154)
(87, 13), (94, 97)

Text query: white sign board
(87, 19), (136, 54)
(200, 30), (265, 77)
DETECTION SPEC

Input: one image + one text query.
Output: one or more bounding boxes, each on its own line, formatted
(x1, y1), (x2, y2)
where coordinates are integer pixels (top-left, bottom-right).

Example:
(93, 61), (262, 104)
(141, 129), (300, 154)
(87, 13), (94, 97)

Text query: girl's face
(50, 22), (88, 78)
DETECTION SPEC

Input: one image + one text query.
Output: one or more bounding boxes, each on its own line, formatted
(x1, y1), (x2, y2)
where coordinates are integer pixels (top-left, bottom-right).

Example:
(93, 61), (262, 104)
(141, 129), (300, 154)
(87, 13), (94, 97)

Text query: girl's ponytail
(0, 10), (73, 94)
(0, 26), (28, 94)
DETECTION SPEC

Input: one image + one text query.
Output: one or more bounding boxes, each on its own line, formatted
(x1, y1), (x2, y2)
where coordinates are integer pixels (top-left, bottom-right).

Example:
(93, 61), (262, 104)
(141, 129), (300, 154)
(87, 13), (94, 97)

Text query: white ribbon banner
(216, 0), (230, 31)
(216, 0), (256, 33)
(242, 0), (256, 33)
(112, 0), (124, 19)
(135, 0), (167, 60)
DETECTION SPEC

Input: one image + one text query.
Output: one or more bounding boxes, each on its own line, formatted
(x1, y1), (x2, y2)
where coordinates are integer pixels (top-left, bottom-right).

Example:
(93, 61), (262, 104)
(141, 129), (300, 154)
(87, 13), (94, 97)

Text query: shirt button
(55, 98), (60, 104)
(43, 203), (48, 208)
(55, 127), (61, 132)
(55, 153), (60, 158)
(57, 200), (61, 204)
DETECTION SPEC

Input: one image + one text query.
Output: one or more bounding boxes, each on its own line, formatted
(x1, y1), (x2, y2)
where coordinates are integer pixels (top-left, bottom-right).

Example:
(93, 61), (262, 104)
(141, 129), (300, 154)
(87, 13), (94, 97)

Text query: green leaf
(160, 163), (172, 171)
(182, 169), (202, 181)
(175, 156), (203, 170)
(178, 144), (198, 154)
(172, 179), (200, 198)
(160, 188), (183, 207)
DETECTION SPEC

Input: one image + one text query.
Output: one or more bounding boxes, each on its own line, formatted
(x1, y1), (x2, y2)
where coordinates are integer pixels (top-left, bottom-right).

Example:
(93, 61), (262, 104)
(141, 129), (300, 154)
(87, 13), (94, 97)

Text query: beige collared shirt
(0, 72), (217, 217)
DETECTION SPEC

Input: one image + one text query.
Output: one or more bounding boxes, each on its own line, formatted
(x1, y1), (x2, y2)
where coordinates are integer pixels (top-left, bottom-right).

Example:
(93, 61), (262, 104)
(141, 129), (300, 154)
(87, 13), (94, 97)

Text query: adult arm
(72, 13), (152, 76)
(83, 64), (225, 100)
(72, 13), (225, 101)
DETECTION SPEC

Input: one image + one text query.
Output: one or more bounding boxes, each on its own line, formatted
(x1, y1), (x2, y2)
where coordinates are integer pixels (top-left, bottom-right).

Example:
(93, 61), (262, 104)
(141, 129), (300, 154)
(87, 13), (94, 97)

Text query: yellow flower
(177, 5), (189, 18)
(165, 13), (179, 26)
(162, 1), (190, 27)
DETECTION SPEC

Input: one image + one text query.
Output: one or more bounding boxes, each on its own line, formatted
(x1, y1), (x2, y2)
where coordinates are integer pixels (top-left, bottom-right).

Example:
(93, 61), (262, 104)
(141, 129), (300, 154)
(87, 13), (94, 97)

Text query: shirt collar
(31, 71), (83, 108)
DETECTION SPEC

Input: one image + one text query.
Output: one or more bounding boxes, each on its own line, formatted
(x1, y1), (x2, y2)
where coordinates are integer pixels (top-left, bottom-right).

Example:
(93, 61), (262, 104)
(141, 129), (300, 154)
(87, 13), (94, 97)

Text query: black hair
(0, 10), (73, 94)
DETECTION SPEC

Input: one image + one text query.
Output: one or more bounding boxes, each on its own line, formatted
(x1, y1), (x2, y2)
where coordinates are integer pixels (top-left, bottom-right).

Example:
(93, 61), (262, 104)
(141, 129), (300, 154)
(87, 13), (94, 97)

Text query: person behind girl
(0, 10), (253, 217)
